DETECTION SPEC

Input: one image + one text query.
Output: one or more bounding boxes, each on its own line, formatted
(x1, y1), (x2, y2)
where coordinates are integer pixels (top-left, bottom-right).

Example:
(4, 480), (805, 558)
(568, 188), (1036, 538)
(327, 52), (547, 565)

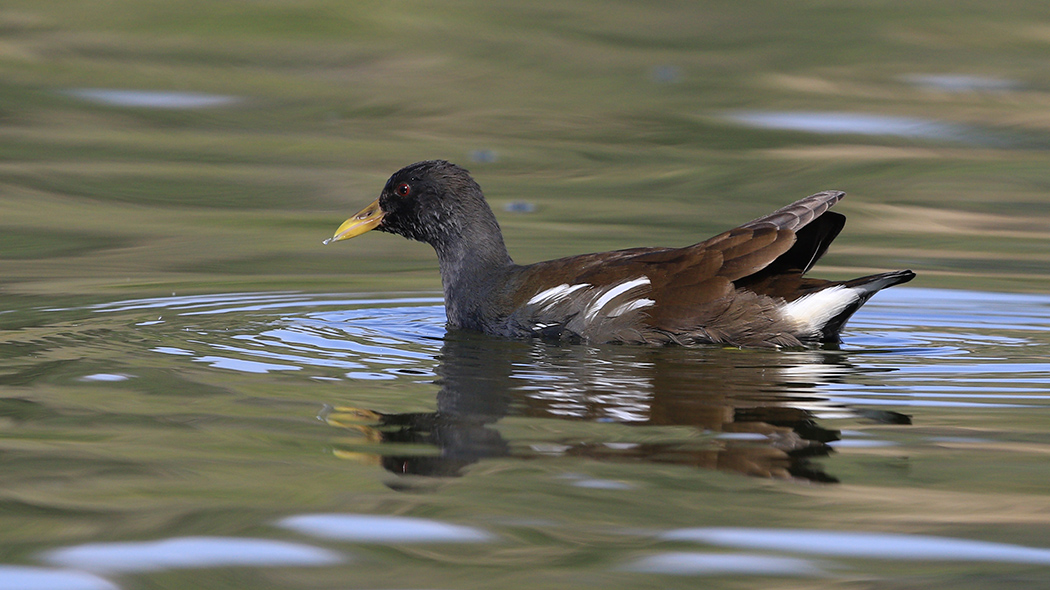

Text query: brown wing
(504, 191), (846, 343)
(739, 190), (844, 232)
(510, 190), (844, 289)
(635, 190), (846, 305)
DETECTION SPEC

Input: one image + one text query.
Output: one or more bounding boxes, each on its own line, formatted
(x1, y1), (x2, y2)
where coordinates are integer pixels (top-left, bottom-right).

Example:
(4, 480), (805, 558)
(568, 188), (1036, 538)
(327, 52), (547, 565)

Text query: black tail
(821, 270), (915, 341)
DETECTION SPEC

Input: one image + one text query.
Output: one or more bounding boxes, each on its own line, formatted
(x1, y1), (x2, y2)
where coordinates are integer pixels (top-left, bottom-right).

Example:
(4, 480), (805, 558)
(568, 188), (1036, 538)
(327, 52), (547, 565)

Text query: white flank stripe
(527, 283), (590, 307)
(781, 286), (862, 333)
(586, 277), (651, 321)
(609, 298), (655, 318)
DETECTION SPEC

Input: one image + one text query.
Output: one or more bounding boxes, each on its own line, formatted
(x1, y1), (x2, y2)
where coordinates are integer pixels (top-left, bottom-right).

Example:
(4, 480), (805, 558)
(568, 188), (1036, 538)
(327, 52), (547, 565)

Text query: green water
(2, 289), (1050, 589)
(2, 1), (1050, 588)
(3, 0), (1050, 296)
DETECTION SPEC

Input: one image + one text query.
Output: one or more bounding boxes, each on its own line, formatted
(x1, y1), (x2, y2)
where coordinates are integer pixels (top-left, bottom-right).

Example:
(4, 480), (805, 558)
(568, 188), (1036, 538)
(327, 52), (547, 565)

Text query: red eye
(396, 182), (411, 197)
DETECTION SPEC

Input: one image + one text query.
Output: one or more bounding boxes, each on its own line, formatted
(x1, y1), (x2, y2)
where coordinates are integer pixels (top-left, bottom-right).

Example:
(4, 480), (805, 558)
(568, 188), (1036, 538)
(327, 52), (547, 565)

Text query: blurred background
(3, 0), (1050, 301)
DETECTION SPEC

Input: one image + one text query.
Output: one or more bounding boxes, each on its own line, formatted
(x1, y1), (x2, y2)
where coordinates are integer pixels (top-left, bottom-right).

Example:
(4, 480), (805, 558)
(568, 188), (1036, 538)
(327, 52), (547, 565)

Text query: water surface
(2, 287), (1049, 588)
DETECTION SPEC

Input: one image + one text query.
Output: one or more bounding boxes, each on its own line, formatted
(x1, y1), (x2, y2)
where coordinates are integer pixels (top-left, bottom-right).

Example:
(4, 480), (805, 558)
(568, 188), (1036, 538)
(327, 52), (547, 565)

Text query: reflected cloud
(622, 551), (825, 576)
(64, 89), (241, 109)
(724, 111), (968, 140)
(660, 528), (1050, 564)
(41, 536), (342, 573)
(0, 566), (119, 590)
(276, 514), (495, 543)
(569, 479), (635, 490)
(78, 373), (131, 382)
(903, 74), (1020, 93)
(193, 355), (301, 373)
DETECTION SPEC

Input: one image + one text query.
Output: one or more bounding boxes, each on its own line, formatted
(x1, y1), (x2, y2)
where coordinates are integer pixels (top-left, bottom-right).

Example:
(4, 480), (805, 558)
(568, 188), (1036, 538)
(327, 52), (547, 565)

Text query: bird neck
(432, 216), (515, 331)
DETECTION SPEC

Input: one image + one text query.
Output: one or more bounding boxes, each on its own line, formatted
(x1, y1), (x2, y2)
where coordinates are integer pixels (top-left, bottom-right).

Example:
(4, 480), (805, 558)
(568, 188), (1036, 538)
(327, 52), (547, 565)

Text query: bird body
(329, 160), (914, 347)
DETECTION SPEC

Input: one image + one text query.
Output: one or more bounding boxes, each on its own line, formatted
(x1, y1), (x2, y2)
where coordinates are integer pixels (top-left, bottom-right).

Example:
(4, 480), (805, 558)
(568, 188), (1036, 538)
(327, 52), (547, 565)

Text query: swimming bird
(328, 160), (913, 347)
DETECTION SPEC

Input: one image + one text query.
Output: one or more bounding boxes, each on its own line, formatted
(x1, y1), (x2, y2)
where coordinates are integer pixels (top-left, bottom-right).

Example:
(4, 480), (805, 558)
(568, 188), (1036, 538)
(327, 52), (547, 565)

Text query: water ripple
(30, 289), (1050, 417)
(0, 566), (118, 590)
(276, 514), (495, 543)
(660, 528), (1050, 564)
(42, 537), (343, 573)
(622, 552), (825, 576)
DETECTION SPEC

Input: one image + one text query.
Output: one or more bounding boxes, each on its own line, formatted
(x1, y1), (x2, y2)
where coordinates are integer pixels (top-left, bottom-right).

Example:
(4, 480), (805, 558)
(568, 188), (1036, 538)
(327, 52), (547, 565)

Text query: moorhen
(328, 160), (914, 347)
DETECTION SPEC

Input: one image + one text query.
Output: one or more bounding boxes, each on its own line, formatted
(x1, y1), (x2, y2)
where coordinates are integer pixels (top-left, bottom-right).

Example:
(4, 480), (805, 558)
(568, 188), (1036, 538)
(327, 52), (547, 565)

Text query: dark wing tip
(741, 190), (846, 232)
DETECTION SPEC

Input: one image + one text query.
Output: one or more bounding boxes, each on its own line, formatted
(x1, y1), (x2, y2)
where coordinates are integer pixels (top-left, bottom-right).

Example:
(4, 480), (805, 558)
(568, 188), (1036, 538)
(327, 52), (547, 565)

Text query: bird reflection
(324, 333), (909, 483)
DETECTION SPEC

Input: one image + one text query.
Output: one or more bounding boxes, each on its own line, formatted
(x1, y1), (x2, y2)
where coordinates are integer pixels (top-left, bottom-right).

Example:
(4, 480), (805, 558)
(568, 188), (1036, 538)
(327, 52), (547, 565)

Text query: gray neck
(433, 221), (515, 331)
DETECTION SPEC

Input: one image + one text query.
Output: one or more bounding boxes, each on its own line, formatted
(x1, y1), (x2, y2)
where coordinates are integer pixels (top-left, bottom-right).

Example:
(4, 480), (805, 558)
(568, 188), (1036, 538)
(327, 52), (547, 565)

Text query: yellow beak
(327, 198), (385, 243)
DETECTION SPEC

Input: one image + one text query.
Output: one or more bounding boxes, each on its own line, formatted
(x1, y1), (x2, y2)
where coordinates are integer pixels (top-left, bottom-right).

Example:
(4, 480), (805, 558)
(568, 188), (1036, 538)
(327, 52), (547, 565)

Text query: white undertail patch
(780, 286), (863, 334)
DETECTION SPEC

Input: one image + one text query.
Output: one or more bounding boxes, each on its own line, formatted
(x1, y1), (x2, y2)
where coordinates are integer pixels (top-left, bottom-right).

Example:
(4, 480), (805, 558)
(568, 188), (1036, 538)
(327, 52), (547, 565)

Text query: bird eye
(395, 183), (411, 197)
